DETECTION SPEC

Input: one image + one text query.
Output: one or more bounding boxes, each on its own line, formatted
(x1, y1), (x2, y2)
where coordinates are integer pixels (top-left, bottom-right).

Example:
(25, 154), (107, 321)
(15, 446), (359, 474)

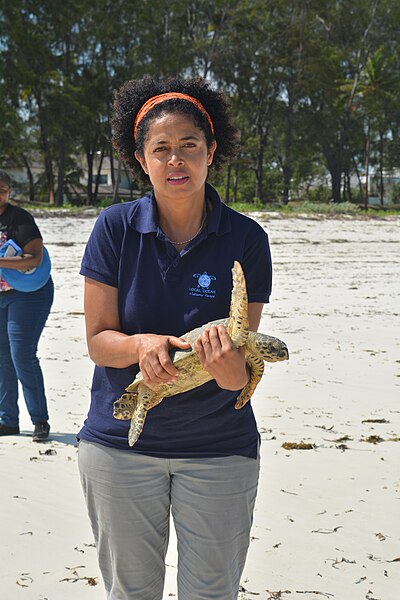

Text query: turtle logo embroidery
(189, 271), (217, 298)
(196, 272), (216, 288)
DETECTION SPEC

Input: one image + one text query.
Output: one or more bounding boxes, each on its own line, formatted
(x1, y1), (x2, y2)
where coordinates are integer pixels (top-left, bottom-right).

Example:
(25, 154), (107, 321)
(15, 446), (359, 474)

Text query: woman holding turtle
(78, 77), (272, 599)
(0, 170), (53, 441)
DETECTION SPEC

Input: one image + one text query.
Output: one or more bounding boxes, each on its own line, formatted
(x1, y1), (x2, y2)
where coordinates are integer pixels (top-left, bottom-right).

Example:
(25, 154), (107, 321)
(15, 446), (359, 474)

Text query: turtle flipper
(235, 355), (264, 409)
(227, 261), (249, 348)
(128, 384), (155, 446)
(113, 393), (137, 420)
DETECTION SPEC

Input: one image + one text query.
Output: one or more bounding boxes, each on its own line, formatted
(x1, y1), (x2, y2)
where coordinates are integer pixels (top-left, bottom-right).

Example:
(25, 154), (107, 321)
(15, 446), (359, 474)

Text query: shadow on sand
(18, 430), (79, 446)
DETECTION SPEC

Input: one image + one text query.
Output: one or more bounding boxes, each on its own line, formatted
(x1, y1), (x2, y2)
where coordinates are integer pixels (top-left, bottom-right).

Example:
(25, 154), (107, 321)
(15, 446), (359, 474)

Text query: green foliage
(1, 0), (399, 206)
(301, 187), (332, 204)
(386, 182), (400, 203)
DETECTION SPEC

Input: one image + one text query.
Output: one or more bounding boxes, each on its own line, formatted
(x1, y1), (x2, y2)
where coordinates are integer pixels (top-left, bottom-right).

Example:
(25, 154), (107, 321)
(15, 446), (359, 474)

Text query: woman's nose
(168, 149), (184, 165)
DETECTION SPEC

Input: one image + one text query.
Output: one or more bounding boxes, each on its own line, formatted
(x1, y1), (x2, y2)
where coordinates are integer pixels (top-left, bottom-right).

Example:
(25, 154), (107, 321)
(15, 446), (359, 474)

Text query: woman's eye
(154, 147), (167, 152)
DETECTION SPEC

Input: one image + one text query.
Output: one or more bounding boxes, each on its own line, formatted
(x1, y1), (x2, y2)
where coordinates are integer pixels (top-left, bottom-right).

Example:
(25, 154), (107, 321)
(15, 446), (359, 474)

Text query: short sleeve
(80, 208), (122, 288)
(12, 208), (42, 247)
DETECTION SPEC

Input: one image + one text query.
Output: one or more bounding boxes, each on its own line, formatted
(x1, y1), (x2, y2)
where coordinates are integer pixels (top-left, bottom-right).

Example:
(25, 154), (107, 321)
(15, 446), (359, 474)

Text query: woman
(78, 77), (272, 599)
(0, 171), (53, 441)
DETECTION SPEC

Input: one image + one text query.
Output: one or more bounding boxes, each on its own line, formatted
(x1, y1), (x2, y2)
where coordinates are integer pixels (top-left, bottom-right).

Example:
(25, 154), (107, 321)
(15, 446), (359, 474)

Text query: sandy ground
(1, 213), (399, 600)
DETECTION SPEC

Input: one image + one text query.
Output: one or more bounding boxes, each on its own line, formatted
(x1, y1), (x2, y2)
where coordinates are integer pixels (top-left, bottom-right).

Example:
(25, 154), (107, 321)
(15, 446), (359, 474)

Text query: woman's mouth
(167, 175), (189, 185)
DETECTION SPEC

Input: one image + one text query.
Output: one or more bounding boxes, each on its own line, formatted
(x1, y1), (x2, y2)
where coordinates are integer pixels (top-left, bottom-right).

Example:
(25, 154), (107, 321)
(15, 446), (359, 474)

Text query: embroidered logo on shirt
(189, 271), (217, 298)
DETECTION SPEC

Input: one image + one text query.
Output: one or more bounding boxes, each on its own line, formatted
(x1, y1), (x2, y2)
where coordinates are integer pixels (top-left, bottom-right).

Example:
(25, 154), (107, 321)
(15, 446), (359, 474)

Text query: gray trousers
(78, 440), (260, 600)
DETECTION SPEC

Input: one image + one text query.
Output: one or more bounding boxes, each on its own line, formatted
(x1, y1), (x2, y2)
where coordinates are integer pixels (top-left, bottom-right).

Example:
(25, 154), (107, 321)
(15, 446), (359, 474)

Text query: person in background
(78, 77), (272, 599)
(0, 171), (53, 441)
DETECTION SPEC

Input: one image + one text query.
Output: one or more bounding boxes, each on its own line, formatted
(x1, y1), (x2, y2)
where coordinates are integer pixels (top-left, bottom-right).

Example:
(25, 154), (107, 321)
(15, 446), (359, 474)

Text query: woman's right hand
(135, 334), (191, 385)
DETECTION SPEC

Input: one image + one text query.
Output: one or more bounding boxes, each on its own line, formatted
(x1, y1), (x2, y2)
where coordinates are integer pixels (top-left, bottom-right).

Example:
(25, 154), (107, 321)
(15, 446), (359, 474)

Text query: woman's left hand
(193, 324), (248, 391)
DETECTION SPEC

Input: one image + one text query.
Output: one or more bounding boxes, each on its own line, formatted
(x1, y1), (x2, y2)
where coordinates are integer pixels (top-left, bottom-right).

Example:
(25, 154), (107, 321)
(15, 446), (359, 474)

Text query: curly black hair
(111, 76), (239, 184)
(0, 171), (12, 187)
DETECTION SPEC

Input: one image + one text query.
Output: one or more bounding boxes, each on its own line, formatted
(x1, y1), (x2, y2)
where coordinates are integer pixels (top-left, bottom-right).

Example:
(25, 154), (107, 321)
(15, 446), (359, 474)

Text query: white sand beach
(1, 212), (399, 600)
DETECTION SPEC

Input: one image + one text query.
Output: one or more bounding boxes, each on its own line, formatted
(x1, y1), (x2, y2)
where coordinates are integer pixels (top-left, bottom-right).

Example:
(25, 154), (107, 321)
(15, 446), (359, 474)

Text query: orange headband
(134, 92), (215, 139)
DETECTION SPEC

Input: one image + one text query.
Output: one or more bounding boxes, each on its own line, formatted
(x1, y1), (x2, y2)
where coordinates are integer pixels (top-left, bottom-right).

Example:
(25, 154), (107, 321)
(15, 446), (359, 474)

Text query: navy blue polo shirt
(79, 184), (272, 458)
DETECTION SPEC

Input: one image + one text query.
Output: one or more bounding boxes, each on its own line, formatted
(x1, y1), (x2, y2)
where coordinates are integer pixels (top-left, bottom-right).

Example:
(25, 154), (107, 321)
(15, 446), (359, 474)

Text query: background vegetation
(0, 0), (399, 208)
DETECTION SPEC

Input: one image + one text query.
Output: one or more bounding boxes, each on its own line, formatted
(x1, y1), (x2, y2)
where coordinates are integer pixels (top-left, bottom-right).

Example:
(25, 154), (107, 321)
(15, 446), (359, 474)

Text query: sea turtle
(114, 261), (289, 447)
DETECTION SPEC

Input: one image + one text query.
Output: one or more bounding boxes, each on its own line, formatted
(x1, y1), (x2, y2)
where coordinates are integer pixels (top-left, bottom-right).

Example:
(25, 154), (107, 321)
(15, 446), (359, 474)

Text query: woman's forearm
(0, 253), (42, 269)
(87, 329), (139, 368)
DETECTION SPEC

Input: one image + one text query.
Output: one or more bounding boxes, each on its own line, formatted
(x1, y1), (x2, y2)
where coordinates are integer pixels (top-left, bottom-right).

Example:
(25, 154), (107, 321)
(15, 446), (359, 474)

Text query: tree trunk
(331, 170), (342, 204)
(55, 36), (71, 208)
(254, 171), (262, 202)
(112, 160), (122, 204)
(351, 152), (364, 203)
(56, 131), (65, 207)
(282, 84), (294, 205)
(282, 164), (292, 205)
(36, 93), (54, 204)
(22, 155), (35, 202)
(342, 166), (350, 202)
(86, 150), (94, 206)
(101, 44), (115, 186)
(255, 138), (265, 203)
(323, 143), (343, 203)
(42, 149), (55, 205)
(325, 150), (342, 203)
(252, 89), (276, 204)
(364, 126), (370, 210)
(345, 171), (353, 202)
(38, 115), (55, 204)
(93, 146), (105, 205)
(47, 166), (55, 204)
(109, 143), (115, 186)
(378, 130), (384, 206)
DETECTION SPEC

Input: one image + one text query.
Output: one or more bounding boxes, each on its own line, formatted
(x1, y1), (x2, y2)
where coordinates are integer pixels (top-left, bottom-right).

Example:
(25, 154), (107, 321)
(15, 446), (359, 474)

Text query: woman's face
(0, 181), (10, 214)
(135, 112), (216, 206)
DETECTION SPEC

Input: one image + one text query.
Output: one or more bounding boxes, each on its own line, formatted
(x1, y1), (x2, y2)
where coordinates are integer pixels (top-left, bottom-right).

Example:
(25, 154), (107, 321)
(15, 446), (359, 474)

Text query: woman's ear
(135, 151), (148, 175)
(207, 140), (217, 166)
